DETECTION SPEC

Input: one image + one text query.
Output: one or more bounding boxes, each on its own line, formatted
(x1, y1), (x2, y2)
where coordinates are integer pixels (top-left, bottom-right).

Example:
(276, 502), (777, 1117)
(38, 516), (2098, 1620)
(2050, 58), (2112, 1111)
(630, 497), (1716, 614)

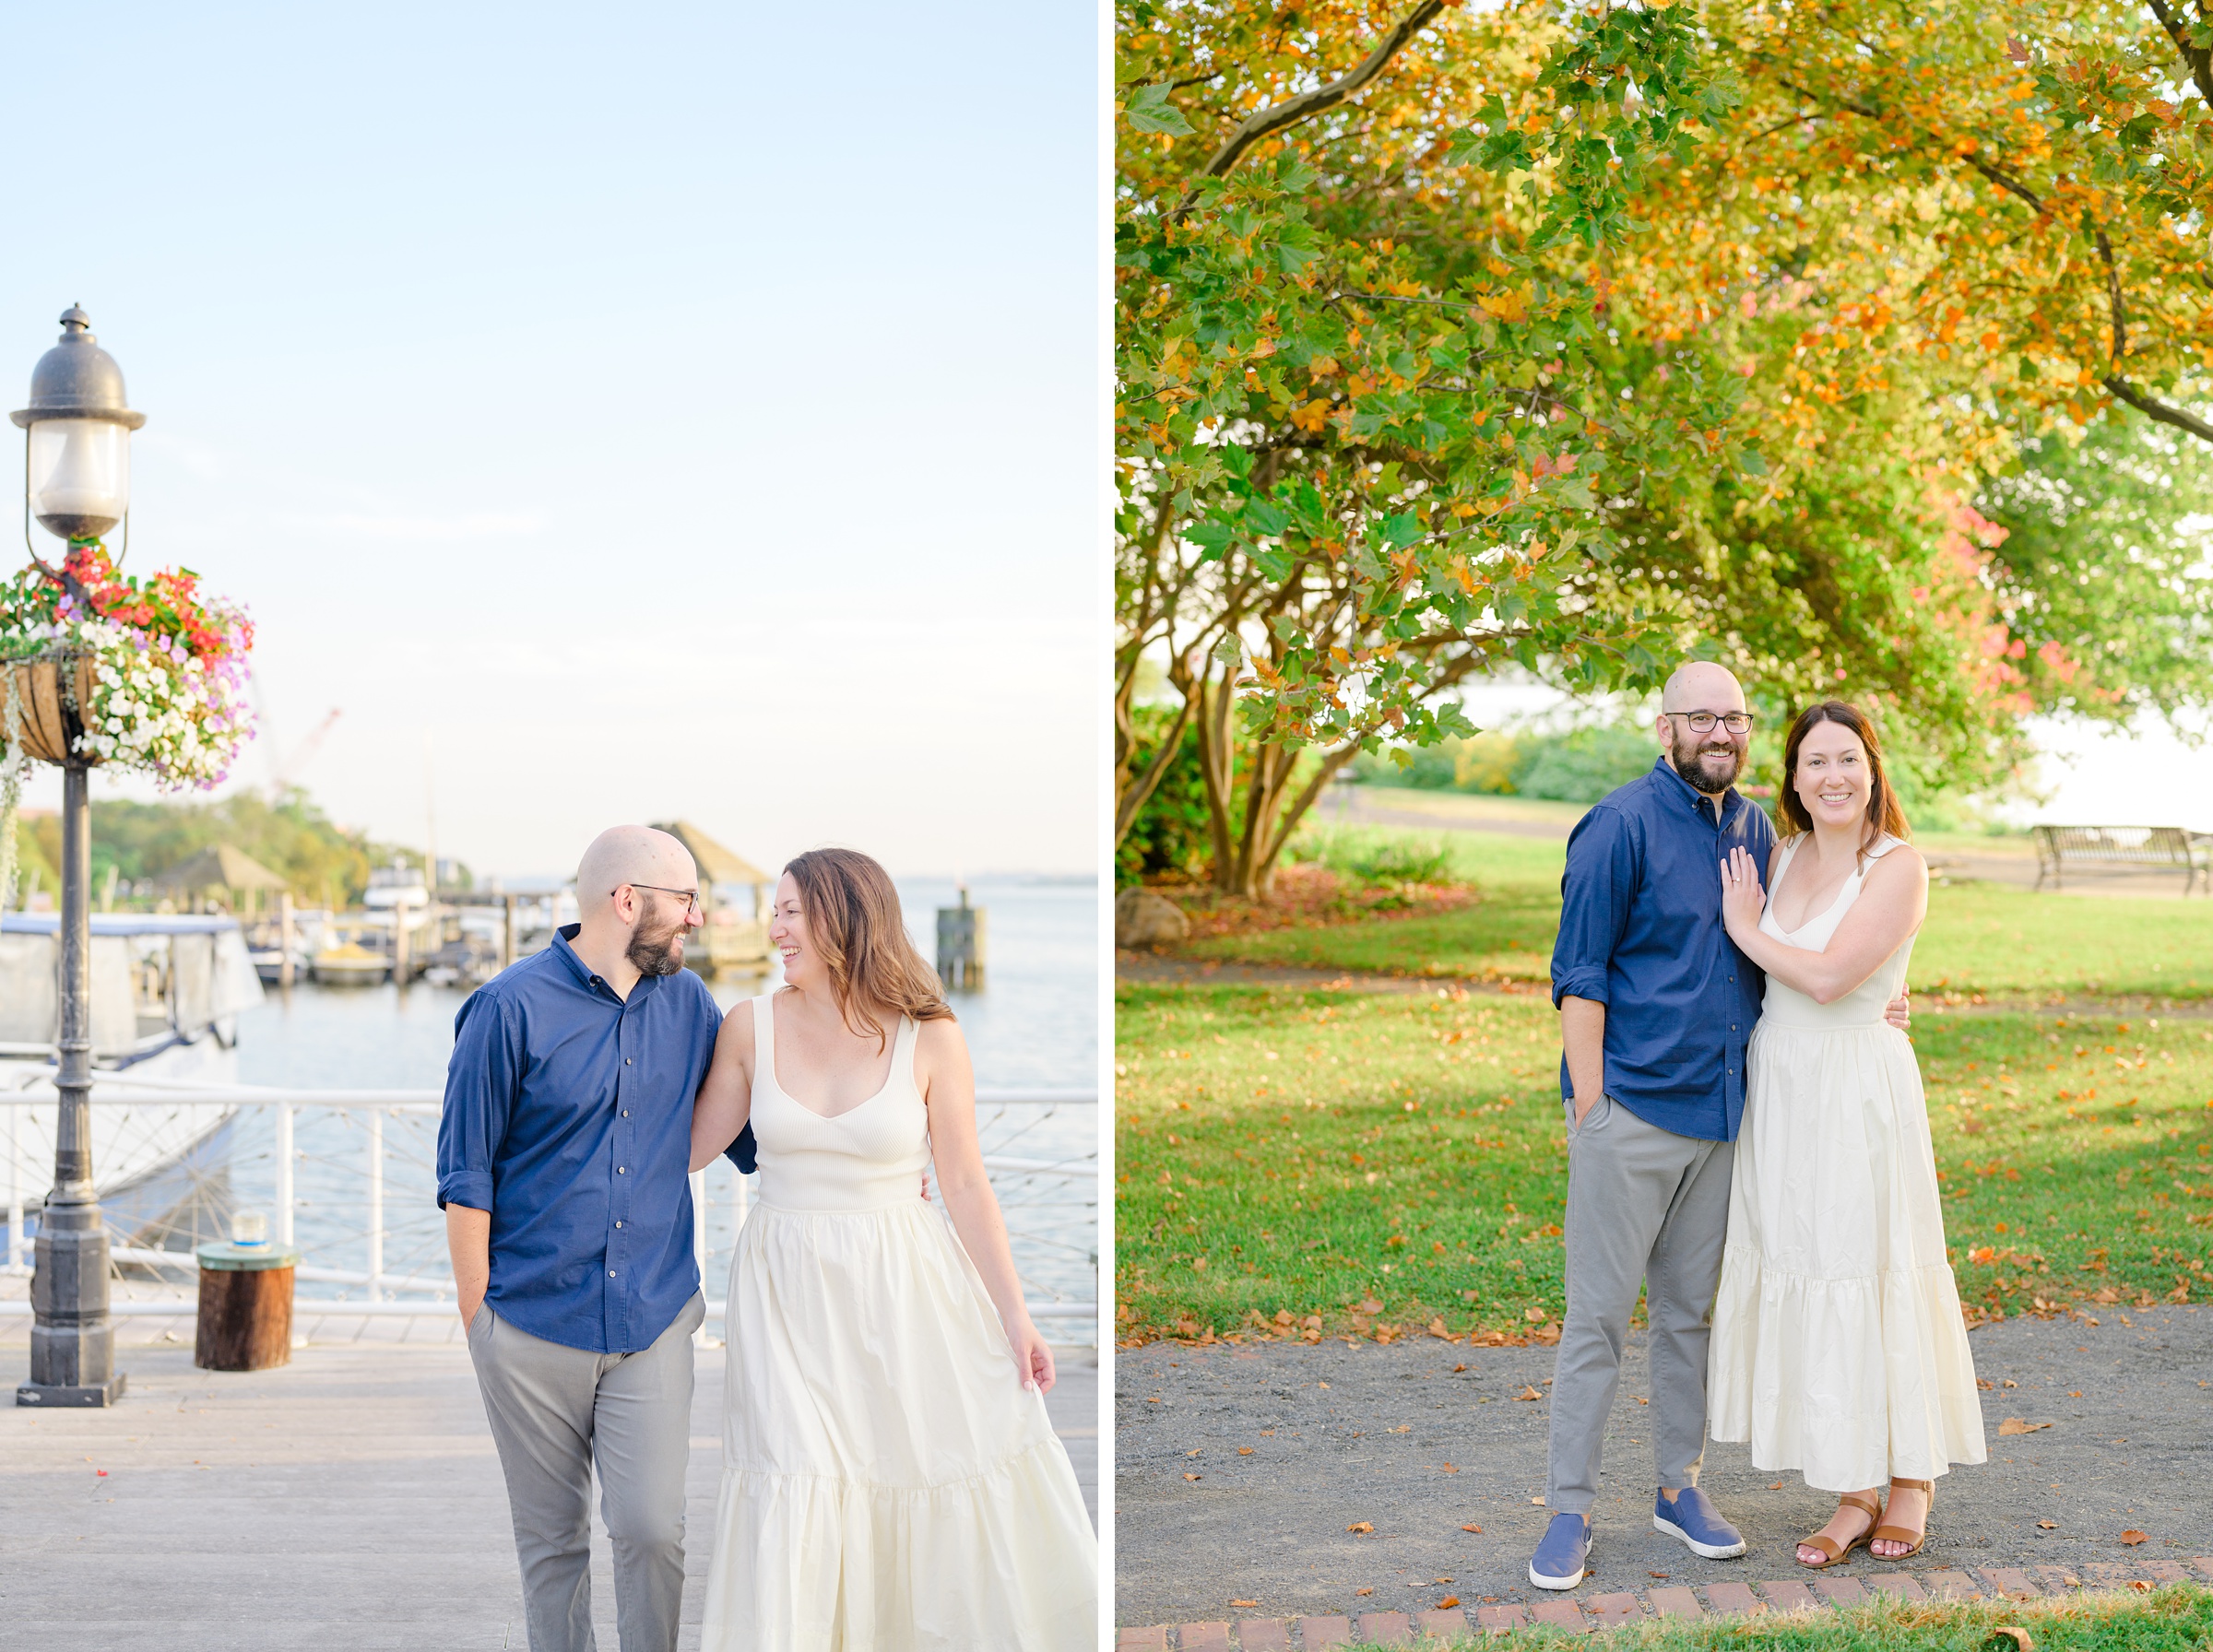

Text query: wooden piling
(278, 891), (296, 989)
(935, 888), (986, 989)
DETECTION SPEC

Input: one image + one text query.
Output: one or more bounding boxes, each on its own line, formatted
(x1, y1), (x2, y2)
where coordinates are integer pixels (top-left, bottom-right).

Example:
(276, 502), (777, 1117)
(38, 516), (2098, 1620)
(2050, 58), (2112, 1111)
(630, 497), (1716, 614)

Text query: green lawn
(1333, 1586), (2213, 1649)
(1114, 986), (2213, 1345)
(1183, 828), (2213, 1001)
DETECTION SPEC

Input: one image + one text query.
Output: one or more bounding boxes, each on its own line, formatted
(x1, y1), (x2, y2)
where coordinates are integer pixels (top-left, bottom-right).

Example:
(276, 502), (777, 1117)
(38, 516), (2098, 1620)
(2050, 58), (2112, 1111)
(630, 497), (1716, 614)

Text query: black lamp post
(11, 305), (144, 1408)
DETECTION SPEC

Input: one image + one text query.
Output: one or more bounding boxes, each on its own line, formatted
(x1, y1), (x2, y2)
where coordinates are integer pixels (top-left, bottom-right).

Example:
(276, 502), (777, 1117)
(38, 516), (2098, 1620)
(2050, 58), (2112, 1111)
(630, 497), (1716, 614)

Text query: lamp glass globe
(28, 417), (130, 541)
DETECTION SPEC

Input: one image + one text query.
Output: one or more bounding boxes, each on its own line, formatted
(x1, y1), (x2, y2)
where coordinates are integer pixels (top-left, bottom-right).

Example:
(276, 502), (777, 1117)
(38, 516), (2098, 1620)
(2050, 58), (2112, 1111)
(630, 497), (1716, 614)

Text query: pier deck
(0, 1313), (1097, 1650)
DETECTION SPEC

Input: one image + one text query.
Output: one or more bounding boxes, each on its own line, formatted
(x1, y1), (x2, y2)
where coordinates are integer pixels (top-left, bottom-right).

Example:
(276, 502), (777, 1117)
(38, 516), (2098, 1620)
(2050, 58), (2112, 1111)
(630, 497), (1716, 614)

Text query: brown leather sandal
(1795, 1493), (1881, 1569)
(1869, 1479), (1934, 1559)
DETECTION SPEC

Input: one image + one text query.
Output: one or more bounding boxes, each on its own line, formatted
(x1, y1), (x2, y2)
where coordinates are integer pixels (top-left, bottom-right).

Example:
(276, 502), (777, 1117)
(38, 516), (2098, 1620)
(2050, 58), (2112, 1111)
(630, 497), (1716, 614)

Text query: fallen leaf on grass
(1986, 1629), (2034, 1651)
(1462, 1524), (1483, 1533)
(1523, 1308), (1548, 1323)
(2127, 1579), (2153, 1591)
(1998, 1418), (2052, 1436)
(1348, 1522), (1374, 1534)
(2037, 1521), (2056, 1529)
(1513, 1386), (1544, 1401)
(1438, 1597), (1462, 1609)
(2121, 1529), (2148, 1546)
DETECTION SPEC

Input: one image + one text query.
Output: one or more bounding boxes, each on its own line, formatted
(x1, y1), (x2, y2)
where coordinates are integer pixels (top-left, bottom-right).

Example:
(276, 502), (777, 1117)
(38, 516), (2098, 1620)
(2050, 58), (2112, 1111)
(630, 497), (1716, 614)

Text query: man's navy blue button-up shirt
(435, 925), (728, 1353)
(1549, 757), (1774, 1142)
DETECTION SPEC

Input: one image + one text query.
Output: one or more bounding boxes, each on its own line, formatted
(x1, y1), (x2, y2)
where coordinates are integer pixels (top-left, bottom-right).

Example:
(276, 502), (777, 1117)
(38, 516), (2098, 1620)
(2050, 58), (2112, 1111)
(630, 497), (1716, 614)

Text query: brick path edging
(1114, 1558), (2213, 1646)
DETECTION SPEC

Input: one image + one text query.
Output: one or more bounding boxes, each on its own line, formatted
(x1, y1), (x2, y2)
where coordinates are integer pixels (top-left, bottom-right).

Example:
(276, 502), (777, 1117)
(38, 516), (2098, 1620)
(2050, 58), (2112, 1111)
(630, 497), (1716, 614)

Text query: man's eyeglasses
(1664, 710), (1755, 734)
(621, 882), (700, 916)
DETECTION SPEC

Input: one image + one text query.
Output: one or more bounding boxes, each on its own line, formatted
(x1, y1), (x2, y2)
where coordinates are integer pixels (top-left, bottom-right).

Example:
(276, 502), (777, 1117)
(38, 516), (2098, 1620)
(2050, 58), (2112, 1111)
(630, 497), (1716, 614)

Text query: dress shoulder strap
(1861, 832), (1907, 862)
(751, 992), (775, 1063)
(893, 1014), (919, 1085)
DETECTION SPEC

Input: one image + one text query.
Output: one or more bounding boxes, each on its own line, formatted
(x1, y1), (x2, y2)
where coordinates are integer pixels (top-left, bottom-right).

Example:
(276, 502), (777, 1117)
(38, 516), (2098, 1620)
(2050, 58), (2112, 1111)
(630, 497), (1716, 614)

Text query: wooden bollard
(195, 1242), (302, 1372)
(935, 888), (986, 989)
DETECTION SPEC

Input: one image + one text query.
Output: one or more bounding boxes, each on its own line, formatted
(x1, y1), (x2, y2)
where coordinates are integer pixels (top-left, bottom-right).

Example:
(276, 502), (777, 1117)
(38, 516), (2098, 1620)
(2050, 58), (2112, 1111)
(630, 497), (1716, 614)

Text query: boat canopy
(0, 914), (264, 1059)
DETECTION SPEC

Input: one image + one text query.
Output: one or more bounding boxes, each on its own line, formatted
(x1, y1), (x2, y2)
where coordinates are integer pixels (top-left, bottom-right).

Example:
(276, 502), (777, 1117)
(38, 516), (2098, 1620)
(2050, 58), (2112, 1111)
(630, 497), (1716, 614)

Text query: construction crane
(268, 708), (342, 795)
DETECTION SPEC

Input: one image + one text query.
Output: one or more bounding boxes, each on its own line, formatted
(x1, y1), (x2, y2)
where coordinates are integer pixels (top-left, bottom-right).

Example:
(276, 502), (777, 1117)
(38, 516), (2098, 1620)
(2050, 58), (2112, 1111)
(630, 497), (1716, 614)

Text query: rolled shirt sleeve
(436, 987), (519, 1212)
(1551, 804), (1638, 1009)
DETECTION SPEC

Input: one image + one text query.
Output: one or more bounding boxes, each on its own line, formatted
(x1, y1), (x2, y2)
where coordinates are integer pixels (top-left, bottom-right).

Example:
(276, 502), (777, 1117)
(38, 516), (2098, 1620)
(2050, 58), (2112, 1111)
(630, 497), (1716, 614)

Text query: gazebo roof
(151, 844), (291, 893)
(654, 820), (773, 887)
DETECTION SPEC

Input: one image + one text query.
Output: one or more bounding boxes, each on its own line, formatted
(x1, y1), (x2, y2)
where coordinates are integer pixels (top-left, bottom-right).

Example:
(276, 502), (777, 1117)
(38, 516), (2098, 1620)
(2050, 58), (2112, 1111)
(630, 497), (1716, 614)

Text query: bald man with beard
(1526, 664), (1908, 1591)
(438, 826), (751, 1652)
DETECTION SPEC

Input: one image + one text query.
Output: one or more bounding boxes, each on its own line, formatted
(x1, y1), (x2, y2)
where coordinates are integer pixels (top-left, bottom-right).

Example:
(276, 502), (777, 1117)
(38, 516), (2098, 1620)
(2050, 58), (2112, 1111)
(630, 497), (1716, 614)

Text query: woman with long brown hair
(688, 848), (1095, 1649)
(1705, 702), (1984, 1569)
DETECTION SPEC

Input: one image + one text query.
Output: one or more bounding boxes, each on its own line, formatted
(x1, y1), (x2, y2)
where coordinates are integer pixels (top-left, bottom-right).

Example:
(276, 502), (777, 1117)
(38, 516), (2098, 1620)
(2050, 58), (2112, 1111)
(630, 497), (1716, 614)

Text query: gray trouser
(467, 1293), (704, 1652)
(1545, 1096), (1733, 1516)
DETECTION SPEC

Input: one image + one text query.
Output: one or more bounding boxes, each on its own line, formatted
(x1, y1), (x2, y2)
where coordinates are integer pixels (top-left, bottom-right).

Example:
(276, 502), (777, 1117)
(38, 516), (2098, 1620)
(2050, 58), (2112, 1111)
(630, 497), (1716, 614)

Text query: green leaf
(1123, 83), (1195, 136)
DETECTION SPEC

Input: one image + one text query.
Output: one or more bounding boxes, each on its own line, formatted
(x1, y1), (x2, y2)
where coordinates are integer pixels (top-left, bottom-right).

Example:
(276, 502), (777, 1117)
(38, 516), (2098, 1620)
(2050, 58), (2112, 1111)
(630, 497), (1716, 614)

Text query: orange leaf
(1998, 1418), (2052, 1436)
(1238, 1446), (1254, 1456)
(1438, 1597), (1462, 1609)
(1440, 1463), (1459, 1474)
(1514, 1385), (1544, 1401)
(1232, 1599), (1258, 1608)
(2121, 1529), (2149, 1546)
(1462, 1524), (1483, 1533)
(1348, 1521), (1375, 1534)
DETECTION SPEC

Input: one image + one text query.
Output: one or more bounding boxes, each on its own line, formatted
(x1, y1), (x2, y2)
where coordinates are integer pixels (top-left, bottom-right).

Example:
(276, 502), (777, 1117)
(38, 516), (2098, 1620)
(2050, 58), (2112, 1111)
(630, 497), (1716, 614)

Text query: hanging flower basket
(2, 654), (100, 766)
(0, 542), (254, 785)
(1, 543), (254, 909)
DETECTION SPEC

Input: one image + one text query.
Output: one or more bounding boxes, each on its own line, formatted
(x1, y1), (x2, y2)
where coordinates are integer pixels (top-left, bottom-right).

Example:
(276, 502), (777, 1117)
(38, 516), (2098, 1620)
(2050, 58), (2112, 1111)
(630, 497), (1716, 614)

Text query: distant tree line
(9, 787), (433, 911)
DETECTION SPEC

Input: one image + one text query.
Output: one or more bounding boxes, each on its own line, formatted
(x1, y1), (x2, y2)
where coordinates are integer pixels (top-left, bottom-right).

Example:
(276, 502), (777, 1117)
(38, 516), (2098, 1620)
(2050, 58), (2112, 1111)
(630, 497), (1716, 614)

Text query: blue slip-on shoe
(1652, 1485), (1746, 1559)
(1528, 1509), (1592, 1590)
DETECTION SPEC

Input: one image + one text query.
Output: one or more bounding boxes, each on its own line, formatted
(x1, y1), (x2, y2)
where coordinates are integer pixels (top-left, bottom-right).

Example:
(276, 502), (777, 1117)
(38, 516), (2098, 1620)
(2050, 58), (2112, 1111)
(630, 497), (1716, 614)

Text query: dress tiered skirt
(700, 1198), (1096, 1651)
(1707, 1017), (1987, 1492)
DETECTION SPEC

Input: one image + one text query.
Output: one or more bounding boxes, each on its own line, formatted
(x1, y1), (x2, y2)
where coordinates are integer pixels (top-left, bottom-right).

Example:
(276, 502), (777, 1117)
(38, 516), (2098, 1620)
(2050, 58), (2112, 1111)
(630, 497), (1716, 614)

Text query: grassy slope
(1114, 985), (2213, 1344)
(1186, 829), (2213, 1001)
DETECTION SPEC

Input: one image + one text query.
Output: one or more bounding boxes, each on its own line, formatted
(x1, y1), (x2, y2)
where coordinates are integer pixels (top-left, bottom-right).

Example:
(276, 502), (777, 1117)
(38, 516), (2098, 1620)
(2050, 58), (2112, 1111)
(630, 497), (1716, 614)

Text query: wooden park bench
(2031, 825), (2211, 895)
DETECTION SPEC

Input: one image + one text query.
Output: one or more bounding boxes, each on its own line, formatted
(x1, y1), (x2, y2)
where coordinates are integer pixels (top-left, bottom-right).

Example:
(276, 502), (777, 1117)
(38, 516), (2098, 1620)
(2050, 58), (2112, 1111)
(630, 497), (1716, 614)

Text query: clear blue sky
(2, 3), (1098, 878)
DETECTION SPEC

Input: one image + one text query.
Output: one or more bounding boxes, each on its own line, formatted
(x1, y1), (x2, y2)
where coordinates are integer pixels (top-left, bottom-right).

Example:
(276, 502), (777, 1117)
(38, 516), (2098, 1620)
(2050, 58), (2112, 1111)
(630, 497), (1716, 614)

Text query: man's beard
(626, 918), (687, 977)
(1670, 728), (1743, 793)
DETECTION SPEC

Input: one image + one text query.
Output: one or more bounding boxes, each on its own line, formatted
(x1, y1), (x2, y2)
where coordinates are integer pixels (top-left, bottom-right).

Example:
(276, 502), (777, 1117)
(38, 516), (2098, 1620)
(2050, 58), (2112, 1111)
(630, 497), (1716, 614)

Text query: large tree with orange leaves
(1117, 1), (2213, 899)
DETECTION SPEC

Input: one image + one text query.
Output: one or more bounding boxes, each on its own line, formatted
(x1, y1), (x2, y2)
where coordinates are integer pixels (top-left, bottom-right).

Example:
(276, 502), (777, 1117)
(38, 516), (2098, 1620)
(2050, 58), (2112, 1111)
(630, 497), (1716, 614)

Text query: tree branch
(2147, 0), (2213, 112)
(2101, 375), (2213, 443)
(1170, 0), (1448, 221)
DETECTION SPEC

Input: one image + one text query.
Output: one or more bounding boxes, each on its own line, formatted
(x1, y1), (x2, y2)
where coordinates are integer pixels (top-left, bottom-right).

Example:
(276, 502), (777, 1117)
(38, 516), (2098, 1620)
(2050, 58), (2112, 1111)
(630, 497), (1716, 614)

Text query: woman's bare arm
(1721, 844), (1926, 1004)
(689, 1000), (756, 1173)
(918, 1019), (1054, 1392)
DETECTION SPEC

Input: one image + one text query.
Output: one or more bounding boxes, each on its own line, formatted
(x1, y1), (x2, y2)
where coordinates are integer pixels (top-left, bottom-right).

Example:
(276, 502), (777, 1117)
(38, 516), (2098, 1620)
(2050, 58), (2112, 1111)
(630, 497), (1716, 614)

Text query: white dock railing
(1, 1076), (1098, 1339)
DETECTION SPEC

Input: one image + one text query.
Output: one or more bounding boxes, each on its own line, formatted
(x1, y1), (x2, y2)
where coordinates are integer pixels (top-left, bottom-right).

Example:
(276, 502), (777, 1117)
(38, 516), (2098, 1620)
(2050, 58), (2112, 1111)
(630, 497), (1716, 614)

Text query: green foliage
(1355, 722), (1657, 804)
(1511, 724), (1655, 803)
(17, 787), (404, 909)
(1118, 705), (1215, 888)
(1285, 827), (1452, 889)
(1978, 412), (2213, 727)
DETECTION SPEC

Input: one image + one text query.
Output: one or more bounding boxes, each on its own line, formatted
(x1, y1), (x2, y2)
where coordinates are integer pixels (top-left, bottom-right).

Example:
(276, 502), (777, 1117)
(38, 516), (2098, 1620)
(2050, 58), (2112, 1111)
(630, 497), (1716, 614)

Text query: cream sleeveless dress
(1708, 833), (1986, 1493)
(698, 994), (1096, 1652)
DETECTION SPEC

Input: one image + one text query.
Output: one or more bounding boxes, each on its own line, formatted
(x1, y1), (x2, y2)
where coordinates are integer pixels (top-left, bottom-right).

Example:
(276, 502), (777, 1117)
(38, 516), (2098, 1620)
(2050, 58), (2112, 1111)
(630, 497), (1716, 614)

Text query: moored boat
(1, 913), (265, 1246)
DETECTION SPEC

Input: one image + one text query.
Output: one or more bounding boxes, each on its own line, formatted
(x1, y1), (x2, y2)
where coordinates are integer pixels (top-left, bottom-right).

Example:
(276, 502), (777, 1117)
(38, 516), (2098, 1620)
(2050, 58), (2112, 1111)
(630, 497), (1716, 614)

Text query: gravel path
(1114, 1305), (2213, 1627)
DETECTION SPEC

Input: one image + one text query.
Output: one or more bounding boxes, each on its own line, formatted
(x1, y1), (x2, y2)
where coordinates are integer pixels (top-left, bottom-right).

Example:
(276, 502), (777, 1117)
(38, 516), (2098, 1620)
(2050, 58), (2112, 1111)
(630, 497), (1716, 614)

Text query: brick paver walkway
(1116, 1560), (2213, 1646)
